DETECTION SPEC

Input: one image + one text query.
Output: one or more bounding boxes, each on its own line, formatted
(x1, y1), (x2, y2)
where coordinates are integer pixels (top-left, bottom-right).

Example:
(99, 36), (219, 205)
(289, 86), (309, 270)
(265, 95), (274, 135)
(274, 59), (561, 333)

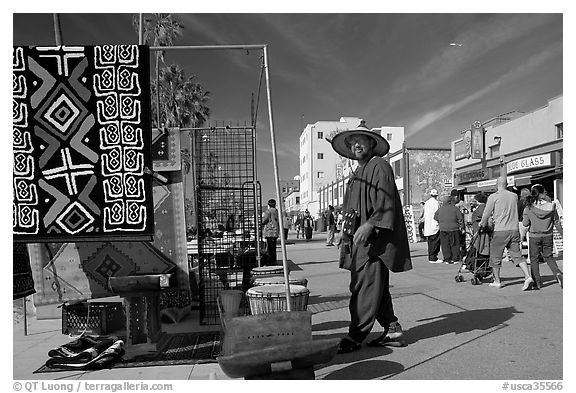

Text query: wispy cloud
(406, 41), (561, 135)
(178, 14), (256, 71)
(401, 14), (558, 95)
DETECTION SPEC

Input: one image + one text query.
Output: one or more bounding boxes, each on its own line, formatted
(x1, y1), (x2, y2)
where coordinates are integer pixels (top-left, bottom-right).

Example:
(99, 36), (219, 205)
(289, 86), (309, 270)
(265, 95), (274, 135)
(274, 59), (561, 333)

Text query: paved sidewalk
(13, 232), (563, 380)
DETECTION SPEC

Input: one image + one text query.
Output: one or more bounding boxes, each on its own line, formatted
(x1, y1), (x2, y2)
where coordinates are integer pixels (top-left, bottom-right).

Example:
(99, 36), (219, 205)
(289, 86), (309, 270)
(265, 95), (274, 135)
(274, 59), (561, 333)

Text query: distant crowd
(419, 180), (563, 290)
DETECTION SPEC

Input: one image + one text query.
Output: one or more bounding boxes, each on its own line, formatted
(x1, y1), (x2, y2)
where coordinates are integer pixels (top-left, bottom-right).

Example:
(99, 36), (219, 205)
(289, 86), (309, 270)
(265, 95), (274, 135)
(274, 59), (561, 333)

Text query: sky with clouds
(12, 12), (563, 201)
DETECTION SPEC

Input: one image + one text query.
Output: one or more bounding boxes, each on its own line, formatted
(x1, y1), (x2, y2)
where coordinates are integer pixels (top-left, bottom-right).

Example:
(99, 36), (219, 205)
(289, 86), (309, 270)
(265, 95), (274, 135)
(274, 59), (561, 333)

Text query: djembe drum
(251, 266), (284, 277)
(252, 276), (308, 288)
(246, 284), (309, 315)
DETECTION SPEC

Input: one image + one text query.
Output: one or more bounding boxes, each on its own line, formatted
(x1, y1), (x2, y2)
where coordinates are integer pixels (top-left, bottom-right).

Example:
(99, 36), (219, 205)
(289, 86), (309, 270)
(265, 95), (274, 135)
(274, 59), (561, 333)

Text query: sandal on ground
(337, 338), (361, 354)
(366, 333), (407, 347)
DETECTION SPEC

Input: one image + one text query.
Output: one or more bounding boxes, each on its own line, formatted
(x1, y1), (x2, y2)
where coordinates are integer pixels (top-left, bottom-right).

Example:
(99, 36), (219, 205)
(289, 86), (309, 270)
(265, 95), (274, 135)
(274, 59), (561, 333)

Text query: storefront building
(452, 95), (563, 205)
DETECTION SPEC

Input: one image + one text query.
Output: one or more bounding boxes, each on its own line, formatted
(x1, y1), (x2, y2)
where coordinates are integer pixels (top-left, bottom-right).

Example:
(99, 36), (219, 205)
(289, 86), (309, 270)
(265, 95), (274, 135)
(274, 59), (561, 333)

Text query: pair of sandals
(337, 334), (407, 354)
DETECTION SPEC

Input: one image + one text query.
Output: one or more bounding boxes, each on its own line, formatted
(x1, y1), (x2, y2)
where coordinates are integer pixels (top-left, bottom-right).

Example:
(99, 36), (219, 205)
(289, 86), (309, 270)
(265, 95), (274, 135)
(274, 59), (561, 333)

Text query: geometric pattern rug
(33, 332), (221, 373)
(29, 172), (190, 306)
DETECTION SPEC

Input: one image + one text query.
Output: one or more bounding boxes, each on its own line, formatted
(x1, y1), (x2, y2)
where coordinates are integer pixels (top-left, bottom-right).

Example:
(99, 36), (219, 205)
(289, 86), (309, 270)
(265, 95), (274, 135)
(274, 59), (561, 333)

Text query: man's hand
(353, 222), (374, 245)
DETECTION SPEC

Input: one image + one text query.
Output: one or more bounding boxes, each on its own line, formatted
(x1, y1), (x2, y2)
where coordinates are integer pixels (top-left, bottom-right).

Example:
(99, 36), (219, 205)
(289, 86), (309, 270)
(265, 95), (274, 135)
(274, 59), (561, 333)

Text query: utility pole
(53, 14), (63, 45)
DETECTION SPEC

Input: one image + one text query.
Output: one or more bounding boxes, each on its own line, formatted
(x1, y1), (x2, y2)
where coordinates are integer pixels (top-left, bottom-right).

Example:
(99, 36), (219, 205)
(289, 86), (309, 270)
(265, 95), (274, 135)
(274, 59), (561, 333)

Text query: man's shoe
(443, 260), (454, 265)
(522, 277), (534, 291)
(367, 322), (407, 347)
(337, 338), (361, 354)
(489, 281), (503, 288)
(556, 273), (563, 289)
(429, 259), (442, 264)
(386, 321), (404, 340)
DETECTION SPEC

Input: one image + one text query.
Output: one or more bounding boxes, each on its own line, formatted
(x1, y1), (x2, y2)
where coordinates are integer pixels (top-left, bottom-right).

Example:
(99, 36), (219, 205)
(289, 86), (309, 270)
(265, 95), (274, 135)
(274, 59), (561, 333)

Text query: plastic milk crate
(62, 302), (125, 336)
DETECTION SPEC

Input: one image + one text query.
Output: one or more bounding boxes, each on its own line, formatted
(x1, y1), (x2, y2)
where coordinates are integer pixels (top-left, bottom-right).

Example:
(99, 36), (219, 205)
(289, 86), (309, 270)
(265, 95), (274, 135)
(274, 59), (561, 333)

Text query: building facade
(452, 95), (563, 205)
(317, 146), (452, 216)
(300, 116), (405, 216)
(284, 191), (301, 216)
(299, 117), (360, 216)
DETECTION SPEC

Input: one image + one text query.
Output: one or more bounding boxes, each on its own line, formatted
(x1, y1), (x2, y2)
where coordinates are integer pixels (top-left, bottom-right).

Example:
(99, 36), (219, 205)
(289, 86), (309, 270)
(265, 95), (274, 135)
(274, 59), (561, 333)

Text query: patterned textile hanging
(13, 45), (154, 242)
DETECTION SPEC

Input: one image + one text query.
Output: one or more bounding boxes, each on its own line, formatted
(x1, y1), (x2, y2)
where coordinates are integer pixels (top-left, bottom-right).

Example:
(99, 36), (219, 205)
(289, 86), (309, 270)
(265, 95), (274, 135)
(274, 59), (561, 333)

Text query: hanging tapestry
(13, 243), (36, 300)
(152, 128), (181, 172)
(13, 45), (154, 242)
(29, 172), (190, 306)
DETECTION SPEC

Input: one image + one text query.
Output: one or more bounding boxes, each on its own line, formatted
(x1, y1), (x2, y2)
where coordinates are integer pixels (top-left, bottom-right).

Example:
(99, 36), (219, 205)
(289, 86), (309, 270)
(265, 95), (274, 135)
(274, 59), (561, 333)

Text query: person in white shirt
(423, 189), (441, 263)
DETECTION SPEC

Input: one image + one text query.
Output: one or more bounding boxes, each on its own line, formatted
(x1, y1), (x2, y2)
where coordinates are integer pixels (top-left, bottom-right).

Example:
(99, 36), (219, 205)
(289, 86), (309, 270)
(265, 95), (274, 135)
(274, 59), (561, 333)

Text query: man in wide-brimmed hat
(330, 120), (412, 354)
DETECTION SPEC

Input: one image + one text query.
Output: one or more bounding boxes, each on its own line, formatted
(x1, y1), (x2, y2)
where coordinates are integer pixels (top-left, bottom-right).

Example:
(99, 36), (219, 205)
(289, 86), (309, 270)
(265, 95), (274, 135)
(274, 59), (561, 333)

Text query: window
(317, 171), (325, 178)
(393, 160), (401, 177)
(317, 132), (324, 139)
(387, 133), (393, 141)
(317, 153), (324, 159)
(296, 197), (300, 204)
(556, 123), (563, 139)
(489, 145), (500, 159)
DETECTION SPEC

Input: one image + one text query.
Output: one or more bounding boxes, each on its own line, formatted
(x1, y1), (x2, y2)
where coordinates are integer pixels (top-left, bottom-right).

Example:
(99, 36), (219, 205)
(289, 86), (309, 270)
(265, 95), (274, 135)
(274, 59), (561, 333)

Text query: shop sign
(506, 153), (552, 174)
(454, 130), (472, 161)
(457, 168), (487, 184)
(476, 176), (514, 189)
(470, 121), (484, 160)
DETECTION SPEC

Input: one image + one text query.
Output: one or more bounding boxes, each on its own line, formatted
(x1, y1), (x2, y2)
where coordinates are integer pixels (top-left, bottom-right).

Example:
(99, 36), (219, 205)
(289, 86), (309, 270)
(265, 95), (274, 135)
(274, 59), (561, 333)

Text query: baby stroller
(455, 228), (492, 285)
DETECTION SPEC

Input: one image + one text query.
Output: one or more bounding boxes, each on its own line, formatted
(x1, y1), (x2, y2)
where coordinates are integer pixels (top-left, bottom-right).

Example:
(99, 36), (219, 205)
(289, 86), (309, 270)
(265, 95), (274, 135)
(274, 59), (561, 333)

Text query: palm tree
(158, 64), (211, 129)
(132, 13), (184, 128)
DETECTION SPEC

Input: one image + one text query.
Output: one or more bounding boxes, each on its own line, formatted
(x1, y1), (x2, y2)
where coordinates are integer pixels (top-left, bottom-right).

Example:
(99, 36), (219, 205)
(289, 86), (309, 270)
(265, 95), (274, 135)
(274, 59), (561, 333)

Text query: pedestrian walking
(418, 201), (426, 241)
(522, 184), (563, 289)
(262, 199), (280, 266)
(329, 120), (412, 354)
(424, 189), (441, 263)
(295, 214), (302, 239)
(302, 210), (313, 241)
(452, 189), (469, 261)
(471, 192), (488, 235)
(434, 195), (464, 264)
(326, 205), (336, 246)
(479, 176), (533, 290)
(282, 214), (290, 241)
(518, 187), (531, 262)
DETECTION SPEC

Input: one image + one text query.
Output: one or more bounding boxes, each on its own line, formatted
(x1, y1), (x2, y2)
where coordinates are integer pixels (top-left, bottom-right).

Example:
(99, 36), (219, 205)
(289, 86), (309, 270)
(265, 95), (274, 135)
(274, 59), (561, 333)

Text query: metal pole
(138, 14), (144, 45)
(150, 44), (266, 52)
(53, 14), (63, 46)
(180, 126), (256, 131)
(252, 128), (262, 267)
(263, 46), (292, 310)
(23, 297), (28, 336)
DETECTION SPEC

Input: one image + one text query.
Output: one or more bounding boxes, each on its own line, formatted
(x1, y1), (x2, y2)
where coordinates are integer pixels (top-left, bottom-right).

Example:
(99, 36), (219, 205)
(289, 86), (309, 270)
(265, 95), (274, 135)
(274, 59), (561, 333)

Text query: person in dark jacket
(326, 205), (336, 246)
(434, 195), (464, 264)
(522, 184), (563, 289)
(471, 192), (488, 234)
(330, 120), (412, 354)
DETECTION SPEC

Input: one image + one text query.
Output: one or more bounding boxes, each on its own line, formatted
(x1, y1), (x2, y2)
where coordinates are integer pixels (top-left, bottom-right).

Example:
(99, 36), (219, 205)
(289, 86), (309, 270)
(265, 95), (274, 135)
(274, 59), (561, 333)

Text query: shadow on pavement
(308, 293), (349, 305)
(313, 331), (405, 379)
(406, 306), (521, 344)
(296, 259), (339, 267)
(322, 359), (405, 380)
(312, 320), (350, 332)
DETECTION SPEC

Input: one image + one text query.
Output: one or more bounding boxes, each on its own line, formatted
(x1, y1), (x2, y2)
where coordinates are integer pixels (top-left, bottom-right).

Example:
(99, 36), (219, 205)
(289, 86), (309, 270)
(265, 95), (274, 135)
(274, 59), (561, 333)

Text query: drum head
(253, 276), (308, 286)
(248, 284), (308, 296)
(251, 266), (284, 274)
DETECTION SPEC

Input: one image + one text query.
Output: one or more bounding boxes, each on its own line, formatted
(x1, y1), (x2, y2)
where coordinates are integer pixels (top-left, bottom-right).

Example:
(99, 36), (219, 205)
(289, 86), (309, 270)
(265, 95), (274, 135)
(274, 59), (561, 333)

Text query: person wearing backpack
(262, 199), (280, 266)
(522, 184), (564, 289)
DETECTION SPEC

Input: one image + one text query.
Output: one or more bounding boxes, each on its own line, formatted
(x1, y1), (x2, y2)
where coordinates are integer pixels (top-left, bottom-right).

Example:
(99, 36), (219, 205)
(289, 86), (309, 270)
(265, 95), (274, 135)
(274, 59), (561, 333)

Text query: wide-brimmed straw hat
(329, 120), (390, 160)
